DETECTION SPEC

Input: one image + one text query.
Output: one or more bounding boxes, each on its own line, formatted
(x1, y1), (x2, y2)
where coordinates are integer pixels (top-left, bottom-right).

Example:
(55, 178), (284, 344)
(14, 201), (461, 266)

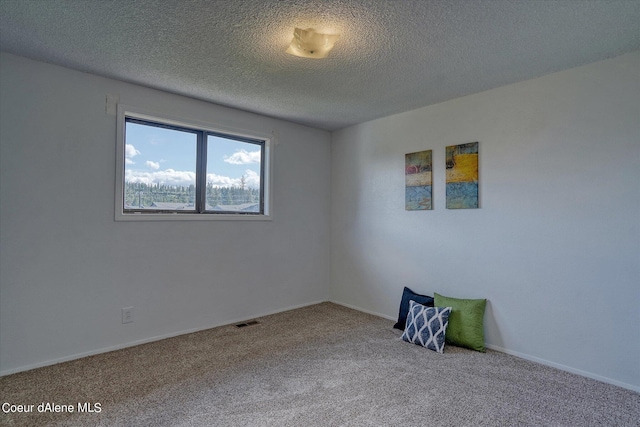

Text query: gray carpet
(1, 302), (638, 426)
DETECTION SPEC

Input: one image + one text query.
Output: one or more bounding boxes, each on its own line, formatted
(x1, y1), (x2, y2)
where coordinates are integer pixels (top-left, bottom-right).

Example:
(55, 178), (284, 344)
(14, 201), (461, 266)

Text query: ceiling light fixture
(286, 27), (340, 59)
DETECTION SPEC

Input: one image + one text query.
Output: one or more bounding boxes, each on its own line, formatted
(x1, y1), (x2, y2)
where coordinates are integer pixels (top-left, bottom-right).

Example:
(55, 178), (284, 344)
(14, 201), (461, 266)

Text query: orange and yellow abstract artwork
(446, 142), (478, 209)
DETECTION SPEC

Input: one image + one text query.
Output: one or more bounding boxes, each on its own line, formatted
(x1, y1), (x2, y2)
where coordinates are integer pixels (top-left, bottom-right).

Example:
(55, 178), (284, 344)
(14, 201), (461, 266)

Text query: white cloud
(125, 169), (196, 186)
(206, 173), (239, 187)
(206, 169), (260, 189)
(125, 158), (135, 165)
(125, 144), (141, 159)
(243, 169), (261, 188)
(146, 160), (160, 170)
(125, 168), (259, 189)
(224, 149), (261, 165)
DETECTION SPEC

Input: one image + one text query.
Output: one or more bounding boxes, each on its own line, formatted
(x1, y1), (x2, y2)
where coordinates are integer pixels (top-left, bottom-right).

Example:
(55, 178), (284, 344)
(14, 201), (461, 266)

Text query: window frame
(115, 104), (272, 221)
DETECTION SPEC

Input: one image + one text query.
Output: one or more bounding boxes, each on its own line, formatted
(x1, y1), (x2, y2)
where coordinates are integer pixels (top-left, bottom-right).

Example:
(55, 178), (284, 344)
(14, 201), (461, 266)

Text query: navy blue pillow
(393, 287), (434, 330)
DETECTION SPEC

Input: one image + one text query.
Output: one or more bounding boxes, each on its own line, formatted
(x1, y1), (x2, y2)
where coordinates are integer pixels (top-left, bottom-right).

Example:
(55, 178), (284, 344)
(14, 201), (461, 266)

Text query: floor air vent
(235, 320), (259, 328)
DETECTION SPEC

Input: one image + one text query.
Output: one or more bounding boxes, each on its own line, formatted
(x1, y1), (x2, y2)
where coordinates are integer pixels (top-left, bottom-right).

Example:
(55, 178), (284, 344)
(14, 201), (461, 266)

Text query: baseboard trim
(484, 343), (640, 393)
(329, 300), (639, 393)
(4, 299), (638, 393)
(329, 300), (396, 321)
(0, 300), (326, 377)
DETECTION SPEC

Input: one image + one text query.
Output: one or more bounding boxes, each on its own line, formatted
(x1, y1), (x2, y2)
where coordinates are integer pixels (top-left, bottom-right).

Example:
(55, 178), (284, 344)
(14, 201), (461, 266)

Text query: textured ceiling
(1, 0), (639, 131)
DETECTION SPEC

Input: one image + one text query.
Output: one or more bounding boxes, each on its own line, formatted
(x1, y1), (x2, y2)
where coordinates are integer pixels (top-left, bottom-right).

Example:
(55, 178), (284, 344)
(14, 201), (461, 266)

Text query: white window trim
(115, 104), (273, 221)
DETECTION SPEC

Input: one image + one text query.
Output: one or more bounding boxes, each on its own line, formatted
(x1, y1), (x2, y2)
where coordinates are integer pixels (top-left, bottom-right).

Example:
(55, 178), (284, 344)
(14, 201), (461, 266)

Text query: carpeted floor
(1, 302), (638, 426)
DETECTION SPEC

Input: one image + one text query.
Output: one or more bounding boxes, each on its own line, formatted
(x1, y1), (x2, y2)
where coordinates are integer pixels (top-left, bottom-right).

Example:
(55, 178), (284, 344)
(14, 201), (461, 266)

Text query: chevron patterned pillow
(401, 300), (452, 353)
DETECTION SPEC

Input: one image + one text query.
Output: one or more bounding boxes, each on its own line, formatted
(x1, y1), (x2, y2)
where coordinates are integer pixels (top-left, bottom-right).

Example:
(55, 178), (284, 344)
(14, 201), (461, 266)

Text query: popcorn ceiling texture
(1, 0), (638, 130)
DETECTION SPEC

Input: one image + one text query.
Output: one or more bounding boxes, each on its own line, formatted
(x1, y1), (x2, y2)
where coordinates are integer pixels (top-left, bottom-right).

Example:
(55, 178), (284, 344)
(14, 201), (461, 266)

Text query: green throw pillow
(433, 293), (486, 352)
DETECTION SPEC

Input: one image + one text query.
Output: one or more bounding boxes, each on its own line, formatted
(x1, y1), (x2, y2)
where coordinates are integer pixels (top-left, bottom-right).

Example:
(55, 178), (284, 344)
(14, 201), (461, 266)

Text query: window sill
(115, 212), (272, 221)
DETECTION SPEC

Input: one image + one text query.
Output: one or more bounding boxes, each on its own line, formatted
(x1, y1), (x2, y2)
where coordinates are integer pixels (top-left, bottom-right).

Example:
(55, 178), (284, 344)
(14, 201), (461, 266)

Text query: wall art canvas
(446, 142), (479, 209)
(405, 150), (432, 210)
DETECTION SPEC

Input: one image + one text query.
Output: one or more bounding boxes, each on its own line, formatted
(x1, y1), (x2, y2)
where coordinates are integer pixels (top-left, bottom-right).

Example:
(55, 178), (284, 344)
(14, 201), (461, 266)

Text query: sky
(124, 121), (262, 188)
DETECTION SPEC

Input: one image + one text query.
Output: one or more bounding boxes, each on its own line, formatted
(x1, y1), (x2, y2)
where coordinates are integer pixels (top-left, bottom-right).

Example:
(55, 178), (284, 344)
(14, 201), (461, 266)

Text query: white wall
(0, 53), (331, 375)
(2, 50), (638, 392)
(330, 51), (640, 391)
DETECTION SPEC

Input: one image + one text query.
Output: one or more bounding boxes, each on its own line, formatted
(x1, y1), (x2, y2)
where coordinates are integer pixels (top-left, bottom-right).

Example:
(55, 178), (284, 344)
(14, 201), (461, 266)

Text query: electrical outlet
(122, 307), (134, 324)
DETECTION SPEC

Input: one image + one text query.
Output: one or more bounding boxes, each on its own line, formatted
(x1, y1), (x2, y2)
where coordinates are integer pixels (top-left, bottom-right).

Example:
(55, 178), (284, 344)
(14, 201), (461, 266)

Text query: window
(116, 106), (271, 220)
